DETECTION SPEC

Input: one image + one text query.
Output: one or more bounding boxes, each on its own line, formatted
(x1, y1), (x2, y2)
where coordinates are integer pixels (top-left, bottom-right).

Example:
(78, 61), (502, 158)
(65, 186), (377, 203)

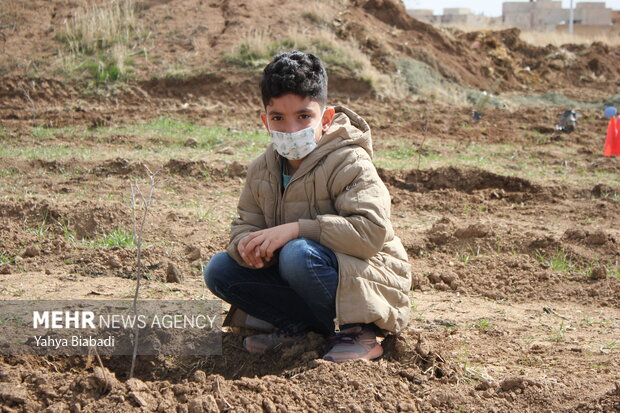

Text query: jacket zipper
(279, 169), (303, 224)
(278, 160), (342, 333)
(333, 255), (341, 333)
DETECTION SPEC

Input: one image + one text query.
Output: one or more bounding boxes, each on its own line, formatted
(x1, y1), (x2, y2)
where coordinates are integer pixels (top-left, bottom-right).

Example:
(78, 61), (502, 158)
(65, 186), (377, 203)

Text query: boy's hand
(237, 239), (266, 268)
(238, 222), (300, 268)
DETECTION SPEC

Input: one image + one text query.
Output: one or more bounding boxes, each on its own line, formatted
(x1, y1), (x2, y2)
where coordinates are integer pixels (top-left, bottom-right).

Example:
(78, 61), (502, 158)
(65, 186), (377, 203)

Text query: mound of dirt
(379, 166), (540, 194)
(0, 330), (459, 413)
(2, 0), (618, 104)
(460, 28), (620, 92)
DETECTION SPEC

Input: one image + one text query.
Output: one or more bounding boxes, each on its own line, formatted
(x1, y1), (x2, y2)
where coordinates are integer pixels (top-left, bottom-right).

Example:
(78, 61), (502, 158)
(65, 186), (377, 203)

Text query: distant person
(203, 51), (411, 362)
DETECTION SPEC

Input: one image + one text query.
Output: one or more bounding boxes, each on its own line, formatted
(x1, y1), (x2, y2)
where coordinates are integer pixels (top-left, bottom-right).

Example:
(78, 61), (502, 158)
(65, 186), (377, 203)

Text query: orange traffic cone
(604, 116), (620, 157)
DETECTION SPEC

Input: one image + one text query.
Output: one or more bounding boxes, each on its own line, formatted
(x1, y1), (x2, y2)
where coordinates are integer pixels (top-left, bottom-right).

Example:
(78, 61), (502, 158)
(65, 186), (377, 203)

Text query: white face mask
(268, 109), (325, 160)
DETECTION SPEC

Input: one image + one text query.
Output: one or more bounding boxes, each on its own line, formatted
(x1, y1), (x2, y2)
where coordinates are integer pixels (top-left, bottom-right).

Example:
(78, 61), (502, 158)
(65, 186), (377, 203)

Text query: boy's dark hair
(260, 51), (328, 108)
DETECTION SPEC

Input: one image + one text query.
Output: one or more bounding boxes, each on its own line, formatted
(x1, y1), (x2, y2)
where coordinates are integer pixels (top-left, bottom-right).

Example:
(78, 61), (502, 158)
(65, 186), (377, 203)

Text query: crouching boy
(204, 50), (411, 362)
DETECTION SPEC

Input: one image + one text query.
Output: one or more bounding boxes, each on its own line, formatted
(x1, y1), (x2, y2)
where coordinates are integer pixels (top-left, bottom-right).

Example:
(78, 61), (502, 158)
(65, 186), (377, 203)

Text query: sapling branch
(129, 164), (159, 379)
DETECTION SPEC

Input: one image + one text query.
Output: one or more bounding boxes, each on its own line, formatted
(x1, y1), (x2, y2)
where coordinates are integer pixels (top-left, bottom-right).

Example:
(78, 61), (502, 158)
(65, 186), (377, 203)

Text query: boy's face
(260, 93), (335, 143)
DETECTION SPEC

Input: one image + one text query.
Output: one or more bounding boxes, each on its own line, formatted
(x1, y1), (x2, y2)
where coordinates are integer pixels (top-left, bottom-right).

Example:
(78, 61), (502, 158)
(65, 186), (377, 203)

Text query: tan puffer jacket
(226, 106), (412, 333)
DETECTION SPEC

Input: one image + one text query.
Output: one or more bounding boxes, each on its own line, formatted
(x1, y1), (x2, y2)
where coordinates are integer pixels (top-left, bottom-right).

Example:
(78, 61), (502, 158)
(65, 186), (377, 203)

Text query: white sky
(403, 0), (620, 17)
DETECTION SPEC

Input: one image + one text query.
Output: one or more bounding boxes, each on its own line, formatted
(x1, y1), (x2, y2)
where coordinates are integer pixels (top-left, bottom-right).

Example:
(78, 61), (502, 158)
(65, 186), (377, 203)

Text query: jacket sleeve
(226, 165), (268, 267)
(298, 149), (392, 260)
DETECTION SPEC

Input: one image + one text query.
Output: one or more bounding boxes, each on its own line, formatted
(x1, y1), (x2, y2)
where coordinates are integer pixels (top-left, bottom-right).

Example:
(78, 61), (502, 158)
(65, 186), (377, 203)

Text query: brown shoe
(323, 325), (383, 362)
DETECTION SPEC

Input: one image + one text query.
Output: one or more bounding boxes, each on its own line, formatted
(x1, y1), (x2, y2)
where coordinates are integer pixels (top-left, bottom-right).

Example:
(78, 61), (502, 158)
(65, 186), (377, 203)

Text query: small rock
(107, 254), (122, 269)
(528, 236), (556, 249)
(449, 280), (460, 290)
(226, 161), (246, 177)
(43, 402), (69, 413)
(184, 138), (199, 148)
(0, 383), (28, 404)
(415, 335), (430, 359)
(185, 246), (202, 262)
(410, 273), (422, 290)
(172, 384), (191, 396)
(586, 230), (607, 246)
(166, 262), (184, 283)
(0, 264), (11, 274)
(188, 398), (204, 413)
(454, 223), (489, 239)
(427, 232), (450, 246)
(434, 283), (450, 291)
(204, 395), (219, 413)
(216, 147), (234, 155)
(89, 367), (121, 391)
(262, 398), (277, 413)
(475, 379), (497, 391)
(45, 268), (52, 275)
(23, 246), (40, 258)
(188, 395), (219, 413)
(548, 59), (565, 70)
(126, 378), (149, 392)
(590, 266), (607, 280)
(591, 183), (615, 198)
(397, 401), (418, 412)
(563, 229), (586, 241)
(129, 391), (158, 410)
(191, 370), (207, 384)
(440, 272), (457, 284)
(499, 376), (536, 392)
(427, 273), (441, 284)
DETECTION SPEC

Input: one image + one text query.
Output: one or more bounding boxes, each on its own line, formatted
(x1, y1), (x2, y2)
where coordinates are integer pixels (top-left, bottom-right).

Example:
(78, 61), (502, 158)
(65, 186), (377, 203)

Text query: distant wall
(502, 0), (612, 30)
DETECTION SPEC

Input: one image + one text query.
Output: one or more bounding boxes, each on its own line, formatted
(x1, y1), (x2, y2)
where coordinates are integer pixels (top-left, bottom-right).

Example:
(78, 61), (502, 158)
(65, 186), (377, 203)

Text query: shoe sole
(323, 344), (383, 363)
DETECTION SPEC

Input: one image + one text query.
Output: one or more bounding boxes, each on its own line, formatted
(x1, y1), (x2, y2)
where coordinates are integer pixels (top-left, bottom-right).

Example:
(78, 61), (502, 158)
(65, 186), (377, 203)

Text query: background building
(408, 0), (615, 31)
(502, 0), (612, 31)
(407, 7), (499, 26)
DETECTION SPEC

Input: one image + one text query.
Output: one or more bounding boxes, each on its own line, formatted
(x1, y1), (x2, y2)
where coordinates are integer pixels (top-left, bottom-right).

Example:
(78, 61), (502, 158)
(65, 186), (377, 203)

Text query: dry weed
(63, 0), (138, 54)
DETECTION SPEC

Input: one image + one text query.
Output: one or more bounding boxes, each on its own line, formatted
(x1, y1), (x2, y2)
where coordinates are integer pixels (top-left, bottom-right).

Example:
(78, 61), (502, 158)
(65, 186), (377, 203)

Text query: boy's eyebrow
(267, 108), (314, 116)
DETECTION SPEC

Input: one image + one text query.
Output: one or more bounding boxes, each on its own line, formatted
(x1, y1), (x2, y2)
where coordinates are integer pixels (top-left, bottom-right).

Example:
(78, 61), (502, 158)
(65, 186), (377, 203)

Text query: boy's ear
(260, 113), (269, 130)
(321, 106), (336, 133)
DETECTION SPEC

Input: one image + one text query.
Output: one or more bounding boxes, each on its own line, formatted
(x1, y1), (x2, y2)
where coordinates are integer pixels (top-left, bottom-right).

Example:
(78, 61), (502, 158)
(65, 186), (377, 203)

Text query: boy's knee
(279, 238), (311, 269)
(203, 252), (233, 292)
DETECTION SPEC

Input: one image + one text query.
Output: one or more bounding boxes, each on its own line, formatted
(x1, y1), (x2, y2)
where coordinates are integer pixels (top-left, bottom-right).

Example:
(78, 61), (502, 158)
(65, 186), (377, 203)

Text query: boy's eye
(299, 114), (310, 119)
(271, 116), (283, 121)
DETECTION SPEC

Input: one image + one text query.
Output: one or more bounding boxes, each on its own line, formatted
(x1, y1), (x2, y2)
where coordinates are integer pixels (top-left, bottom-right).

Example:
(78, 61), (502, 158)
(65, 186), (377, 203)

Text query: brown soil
(1, 0), (620, 412)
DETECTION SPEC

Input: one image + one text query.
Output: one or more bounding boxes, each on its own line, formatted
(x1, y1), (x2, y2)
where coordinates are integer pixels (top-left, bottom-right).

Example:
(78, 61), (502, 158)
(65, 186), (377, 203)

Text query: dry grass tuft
(223, 26), (408, 99)
(62, 0), (138, 55)
(55, 0), (145, 83)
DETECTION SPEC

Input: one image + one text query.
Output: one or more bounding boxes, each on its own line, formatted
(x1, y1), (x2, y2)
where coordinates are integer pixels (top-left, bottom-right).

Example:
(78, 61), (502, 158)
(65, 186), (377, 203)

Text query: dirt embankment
(1, 0), (619, 106)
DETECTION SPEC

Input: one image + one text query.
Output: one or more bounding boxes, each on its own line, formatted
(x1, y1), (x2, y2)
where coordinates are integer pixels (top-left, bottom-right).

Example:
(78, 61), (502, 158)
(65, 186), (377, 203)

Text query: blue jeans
(203, 238), (339, 335)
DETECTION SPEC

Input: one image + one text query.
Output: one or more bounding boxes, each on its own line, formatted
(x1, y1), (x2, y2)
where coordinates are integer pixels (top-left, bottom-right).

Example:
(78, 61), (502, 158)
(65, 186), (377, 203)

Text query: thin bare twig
(18, 81), (36, 119)
(417, 105), (429, 170)
(129, 164), (160, 379)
